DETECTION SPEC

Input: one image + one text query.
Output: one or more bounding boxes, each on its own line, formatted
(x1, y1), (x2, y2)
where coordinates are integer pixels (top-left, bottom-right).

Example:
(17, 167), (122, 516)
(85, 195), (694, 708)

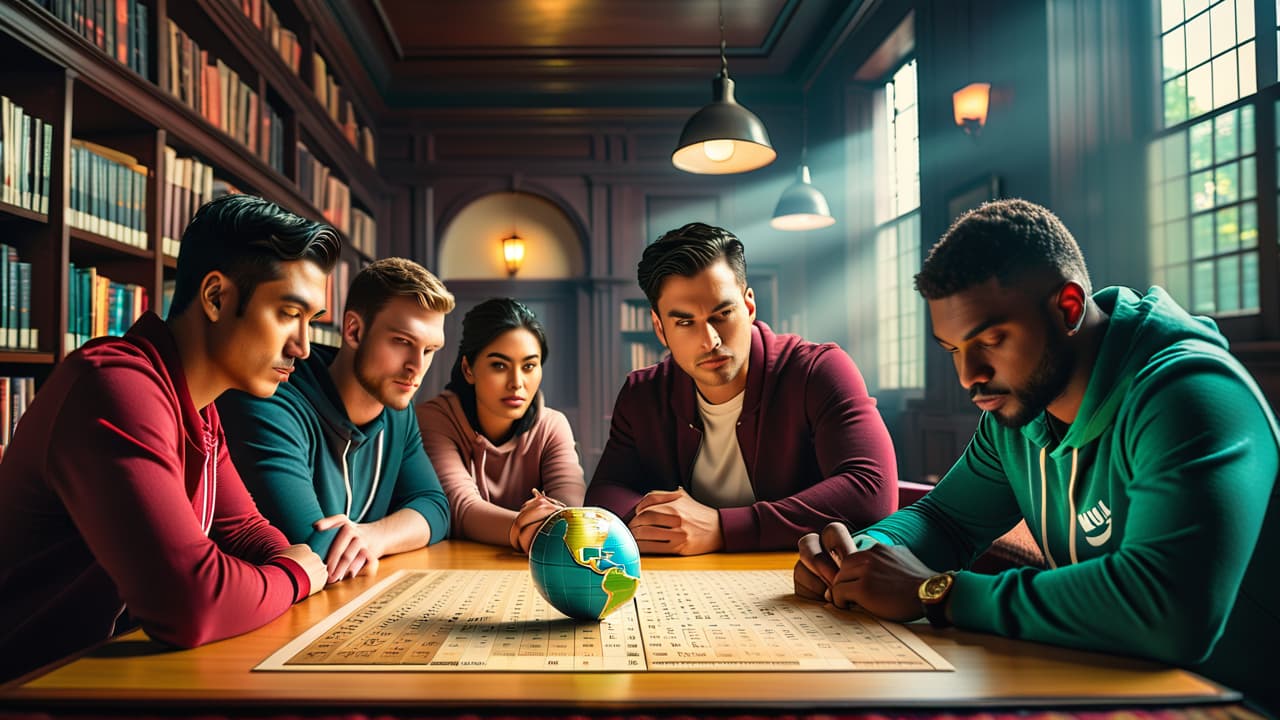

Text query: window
(874, 59), (923, 390)
(1149, 0), (1265, 319)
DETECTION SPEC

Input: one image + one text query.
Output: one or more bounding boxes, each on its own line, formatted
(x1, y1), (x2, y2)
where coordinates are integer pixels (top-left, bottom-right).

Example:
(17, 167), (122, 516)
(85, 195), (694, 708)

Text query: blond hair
(344, 257), (455, 322)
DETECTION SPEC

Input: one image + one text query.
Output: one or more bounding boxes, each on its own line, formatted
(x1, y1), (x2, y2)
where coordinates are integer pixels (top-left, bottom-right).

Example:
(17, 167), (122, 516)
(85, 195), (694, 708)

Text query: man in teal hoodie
(220, 258), (454, 585)
(795, 199), (1278, 710)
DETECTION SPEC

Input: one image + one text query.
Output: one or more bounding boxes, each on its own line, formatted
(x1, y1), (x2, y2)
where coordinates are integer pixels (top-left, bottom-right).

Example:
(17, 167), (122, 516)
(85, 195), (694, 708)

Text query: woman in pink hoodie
(417, 298), (585, 552)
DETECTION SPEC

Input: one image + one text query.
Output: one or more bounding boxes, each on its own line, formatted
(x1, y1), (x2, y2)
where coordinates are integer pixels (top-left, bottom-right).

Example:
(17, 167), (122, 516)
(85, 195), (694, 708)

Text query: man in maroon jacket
(587, 222), (898, 554)
(0, 194), (334, 682)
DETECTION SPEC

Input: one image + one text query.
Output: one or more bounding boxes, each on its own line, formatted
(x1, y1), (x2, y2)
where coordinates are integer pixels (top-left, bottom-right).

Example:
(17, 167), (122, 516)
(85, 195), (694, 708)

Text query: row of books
(298, 142), (353, 235)
(0, 244), (36, 352)
(64, 262), (148, 352)
(25, 0), (149, 79)
(0, 96), (53, 214)
(166, 19), (261, 155)
(311, 52), (376, 166)
(0, 375), (37, 460)
(68, 139), (147, 249)
(624, 341), (665, 374)
(161, 147), (215, 258)
(350, 208), (376, 258)
(239, 0), (302, 75)
(619, 300), (653, 333)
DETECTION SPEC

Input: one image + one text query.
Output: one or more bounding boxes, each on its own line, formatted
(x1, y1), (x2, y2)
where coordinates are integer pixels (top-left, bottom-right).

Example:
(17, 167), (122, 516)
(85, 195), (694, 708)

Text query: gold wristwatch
(918, 571), (956, 628)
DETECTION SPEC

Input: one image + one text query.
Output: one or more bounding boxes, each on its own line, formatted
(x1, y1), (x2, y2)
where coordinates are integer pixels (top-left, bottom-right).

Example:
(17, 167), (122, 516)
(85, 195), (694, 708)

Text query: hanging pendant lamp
(771, 98), (834, 230)
(671, 0), (775, 174)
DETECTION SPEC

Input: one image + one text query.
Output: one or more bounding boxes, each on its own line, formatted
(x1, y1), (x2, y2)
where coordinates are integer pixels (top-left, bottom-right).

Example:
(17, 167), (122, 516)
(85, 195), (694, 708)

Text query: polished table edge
(0, 541), (1242, 711)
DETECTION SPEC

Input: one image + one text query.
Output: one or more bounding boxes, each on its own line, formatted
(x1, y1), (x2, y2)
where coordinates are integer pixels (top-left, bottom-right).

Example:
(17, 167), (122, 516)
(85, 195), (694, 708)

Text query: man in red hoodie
(587, 222), (898, 554)
(0, 194), (334, 682)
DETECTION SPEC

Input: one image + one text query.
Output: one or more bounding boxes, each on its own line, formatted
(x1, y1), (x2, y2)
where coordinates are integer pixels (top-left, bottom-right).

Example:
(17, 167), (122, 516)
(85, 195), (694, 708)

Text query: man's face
(351, 296), (446, 411)
(928, 278), (1075, 428)
(210, 259), (330, 398)
(651, 259), (756, 404)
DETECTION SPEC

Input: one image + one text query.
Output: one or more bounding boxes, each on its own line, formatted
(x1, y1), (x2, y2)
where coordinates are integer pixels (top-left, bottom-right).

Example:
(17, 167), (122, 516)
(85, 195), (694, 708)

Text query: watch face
(920, 574), (953, 602)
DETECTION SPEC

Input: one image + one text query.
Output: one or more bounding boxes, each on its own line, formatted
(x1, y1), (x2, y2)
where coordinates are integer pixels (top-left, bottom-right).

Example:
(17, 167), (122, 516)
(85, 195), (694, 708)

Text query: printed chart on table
(256, 569), (953, 672)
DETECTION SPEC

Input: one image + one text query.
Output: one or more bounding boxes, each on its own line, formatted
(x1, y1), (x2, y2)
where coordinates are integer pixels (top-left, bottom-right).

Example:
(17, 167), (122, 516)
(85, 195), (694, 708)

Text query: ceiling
(326, 0), (862, 110)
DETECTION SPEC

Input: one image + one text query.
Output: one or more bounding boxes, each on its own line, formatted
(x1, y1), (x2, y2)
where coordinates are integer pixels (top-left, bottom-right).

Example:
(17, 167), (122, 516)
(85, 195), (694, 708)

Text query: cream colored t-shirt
(690, 389), (755, 508)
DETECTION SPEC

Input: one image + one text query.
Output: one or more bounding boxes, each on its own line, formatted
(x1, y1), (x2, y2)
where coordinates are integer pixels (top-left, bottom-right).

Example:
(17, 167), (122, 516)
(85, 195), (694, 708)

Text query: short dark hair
(445, 298), (550, 441)
(168, 194), (342, 317)
(637, 222), (747, 309)
(914, 198), (1090, 300)
(345, 257), (454, 325)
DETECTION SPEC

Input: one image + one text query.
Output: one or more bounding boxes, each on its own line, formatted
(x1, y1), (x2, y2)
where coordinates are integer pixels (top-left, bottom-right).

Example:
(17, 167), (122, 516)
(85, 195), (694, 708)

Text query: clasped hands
(628, 486), (723, 555)
(793, 521), (940, 622)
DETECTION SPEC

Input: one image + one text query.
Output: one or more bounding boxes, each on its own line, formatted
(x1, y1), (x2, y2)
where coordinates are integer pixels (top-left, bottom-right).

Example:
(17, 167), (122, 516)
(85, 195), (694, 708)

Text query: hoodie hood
(1025, 286), (1230, 454)
(285, 345), (385, 448)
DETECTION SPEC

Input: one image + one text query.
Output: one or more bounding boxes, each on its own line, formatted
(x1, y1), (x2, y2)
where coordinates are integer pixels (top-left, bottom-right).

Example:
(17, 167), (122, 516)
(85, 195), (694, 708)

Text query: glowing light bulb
(702, 140), (736, 162)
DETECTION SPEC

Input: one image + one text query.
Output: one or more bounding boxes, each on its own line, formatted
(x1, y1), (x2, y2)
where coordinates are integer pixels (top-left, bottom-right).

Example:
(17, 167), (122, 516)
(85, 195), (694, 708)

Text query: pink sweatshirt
(416, 390), (585, 546)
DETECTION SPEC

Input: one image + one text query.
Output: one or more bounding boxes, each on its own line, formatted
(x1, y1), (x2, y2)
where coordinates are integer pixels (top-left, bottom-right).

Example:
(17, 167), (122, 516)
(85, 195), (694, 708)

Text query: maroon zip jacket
(0, 313), (310, 682)
(587, 321), (898, 551)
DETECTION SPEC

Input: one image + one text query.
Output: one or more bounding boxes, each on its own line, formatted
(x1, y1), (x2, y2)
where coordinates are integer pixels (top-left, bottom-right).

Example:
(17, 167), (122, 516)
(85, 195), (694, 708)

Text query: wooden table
(0, 541), (1236, 712)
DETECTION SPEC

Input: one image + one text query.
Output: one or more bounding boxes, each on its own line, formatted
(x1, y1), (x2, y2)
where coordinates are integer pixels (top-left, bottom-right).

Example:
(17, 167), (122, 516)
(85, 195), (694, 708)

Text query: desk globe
(528, 507), (641, 621)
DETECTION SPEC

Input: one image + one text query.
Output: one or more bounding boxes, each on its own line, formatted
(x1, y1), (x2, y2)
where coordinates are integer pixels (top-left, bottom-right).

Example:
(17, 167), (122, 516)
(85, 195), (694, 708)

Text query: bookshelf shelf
(69, 228), (153, 260)
(0, 201), (46, 224)
(0, 351), (54, 364)
(1, 0), (385, 393)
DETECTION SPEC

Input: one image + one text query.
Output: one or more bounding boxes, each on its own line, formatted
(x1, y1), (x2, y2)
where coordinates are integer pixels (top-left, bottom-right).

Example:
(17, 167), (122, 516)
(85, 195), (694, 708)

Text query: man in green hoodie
(795, 199), (1279, 710)
(219, 258), (454, 585)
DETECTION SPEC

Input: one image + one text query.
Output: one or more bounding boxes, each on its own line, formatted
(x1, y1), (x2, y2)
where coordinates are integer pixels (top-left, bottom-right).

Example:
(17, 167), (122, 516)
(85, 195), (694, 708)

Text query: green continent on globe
(529, 507), (641, 621)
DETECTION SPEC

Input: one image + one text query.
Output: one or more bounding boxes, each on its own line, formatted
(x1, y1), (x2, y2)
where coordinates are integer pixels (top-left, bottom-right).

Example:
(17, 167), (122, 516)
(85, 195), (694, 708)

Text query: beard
(353, 341), (415, 411)
(978, 314), (1076, 429)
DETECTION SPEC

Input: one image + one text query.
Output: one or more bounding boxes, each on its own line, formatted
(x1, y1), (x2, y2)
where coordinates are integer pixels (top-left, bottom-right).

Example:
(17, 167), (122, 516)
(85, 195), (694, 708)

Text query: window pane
(1163, 28), (1187, 79)
(1151, 223), (1168, 266)
(1193, 213), (1215, 258)
(1166, 177), (1189, 219)
(1216, 255), (1240, 313)
(1241, 201), (1257, 247)
(1241, 156), (1256, 198)
(1193, 260), (1216, 313)
(1161, 0), (1183, 31)
(1164, 130), (1189, 175)
(1212, 51), (1239, 109)
(1242, 103), (1255, 154)
(1186, 12), (1211, 68)
(1190, 119), (1214, 169)
(1215, 162), (1239, 203)
(1242, 252), (1258, 311)
(1167, 263), (1191, 306)
(1216, 205), (1240, 252)
(1214, 108), (1238, 159)
(1188, 62), (1213, 116)
(1238, 40), (1255, 96)
(1185, 0), (1210, 17)
(1238, 0), (1255, 41)
(1209, 0), (1236, 57)
(1165, 78), (1189, 127)
(1192, 169), (1215, 210)
(1168, 218), (1190, 264)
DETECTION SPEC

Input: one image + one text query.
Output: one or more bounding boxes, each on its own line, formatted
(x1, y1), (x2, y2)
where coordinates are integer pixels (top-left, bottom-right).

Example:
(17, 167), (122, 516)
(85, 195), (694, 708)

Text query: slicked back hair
(914, 198), (1090, 300)
(345, 257), (455, 326)
(637, 222), (747, 310)
(169, 194), (342, 317)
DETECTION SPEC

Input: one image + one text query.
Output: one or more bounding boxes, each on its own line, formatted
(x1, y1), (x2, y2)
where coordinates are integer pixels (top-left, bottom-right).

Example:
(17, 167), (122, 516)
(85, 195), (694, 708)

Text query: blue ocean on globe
(528, 507), (642, 621)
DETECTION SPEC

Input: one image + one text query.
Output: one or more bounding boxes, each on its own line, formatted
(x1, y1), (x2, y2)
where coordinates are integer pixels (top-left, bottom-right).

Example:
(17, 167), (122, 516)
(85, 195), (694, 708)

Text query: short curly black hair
(914, 198), (1090, 300)
(637, 222), (747, 309)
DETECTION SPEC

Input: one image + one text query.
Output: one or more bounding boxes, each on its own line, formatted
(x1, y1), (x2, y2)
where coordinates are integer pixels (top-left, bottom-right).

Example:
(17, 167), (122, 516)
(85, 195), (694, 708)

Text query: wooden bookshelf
(0, 0), (385, 392)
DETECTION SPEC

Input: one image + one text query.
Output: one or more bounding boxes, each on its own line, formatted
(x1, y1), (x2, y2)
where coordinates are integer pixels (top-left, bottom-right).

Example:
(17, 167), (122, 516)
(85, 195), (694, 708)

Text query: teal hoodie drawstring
(341, 429), (385, 523)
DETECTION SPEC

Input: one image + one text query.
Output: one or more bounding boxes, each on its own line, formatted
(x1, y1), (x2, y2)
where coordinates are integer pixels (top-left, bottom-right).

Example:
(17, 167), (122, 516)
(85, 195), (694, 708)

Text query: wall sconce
(502, 233), (525, 277)
(953, 82), (990, 136)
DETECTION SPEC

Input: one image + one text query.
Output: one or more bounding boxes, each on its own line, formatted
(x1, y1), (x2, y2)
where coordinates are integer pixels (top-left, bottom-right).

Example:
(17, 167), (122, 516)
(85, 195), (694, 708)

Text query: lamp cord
(718, 0), (728, 78)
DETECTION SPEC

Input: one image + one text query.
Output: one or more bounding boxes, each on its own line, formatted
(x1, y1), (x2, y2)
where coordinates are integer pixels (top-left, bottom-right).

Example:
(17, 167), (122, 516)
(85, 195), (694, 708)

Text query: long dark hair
(445, 298), (550, 443)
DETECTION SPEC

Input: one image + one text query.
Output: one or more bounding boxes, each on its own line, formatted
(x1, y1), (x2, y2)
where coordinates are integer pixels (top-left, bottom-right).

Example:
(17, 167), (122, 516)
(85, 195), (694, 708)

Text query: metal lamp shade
(672, 74), (776, 174)
(770, 165), (835, 231)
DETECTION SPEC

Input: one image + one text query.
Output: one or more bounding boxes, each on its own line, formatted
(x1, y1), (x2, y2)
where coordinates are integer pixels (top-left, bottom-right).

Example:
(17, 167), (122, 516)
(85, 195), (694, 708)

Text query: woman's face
(464, 327), (544, 437)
